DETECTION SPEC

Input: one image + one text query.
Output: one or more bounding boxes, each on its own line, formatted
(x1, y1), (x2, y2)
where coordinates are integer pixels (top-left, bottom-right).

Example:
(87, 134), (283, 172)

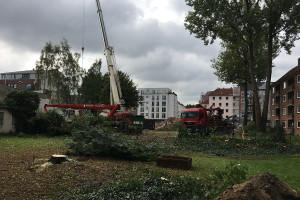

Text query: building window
(156, 113), (159, 118)
(11, 74), (17, 79)
(141, 102), (145, 106)
(162, 90), (167, 94)
(282, 121), (286, 128)
(21, 74), (30, 79)
(156, 102), (159, 106)
(283, 107), (286, 115)
(156, 107), (159, 112)
(298, 75), (300, 83)
(162, 107), (166, 112)
(226, 97), (228, 100)
(151, 113), (154, 118)
(1, 74), (6, 79)
(219, 103), (222, 106)
(162, 102), (166, 106)
(272, 98), (274, 105)
(226, 109), (228, 113)
(219, 97), (222, 100)
(152, 96), (155, 100)
(152, 107), (154, 112)
(157, 96), (159, 100)
(298, 105), (300, 113)
(162, 113), (166, 118)
(141, 90), (145, 95)
(283, 95), (286, 102)
(233, 103), (236, 107)
(156, 90), (161, 94)
(162, 95), (166, 100)
(298, 90), (300, 98)
(272, 87), (275, 93)
(226, 103), (228, 107)
(283, 81), (286, 89)
(213, 97), (215, 100)
(298, 121), (300, 128)
(152, 90), (155, 94)
(140, 107), (144, 112)
(272, 110), (274, 116)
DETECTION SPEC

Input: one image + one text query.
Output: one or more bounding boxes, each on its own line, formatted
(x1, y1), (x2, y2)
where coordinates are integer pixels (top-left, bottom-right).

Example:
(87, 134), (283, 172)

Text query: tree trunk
(243, 81), (248, 126)
(261, 27), (273, 133)
(248, 36), (262, 131)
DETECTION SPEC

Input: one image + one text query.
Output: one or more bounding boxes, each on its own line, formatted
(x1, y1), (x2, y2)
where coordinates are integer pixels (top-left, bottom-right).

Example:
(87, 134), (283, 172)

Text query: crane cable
(81, 0), (85, 68)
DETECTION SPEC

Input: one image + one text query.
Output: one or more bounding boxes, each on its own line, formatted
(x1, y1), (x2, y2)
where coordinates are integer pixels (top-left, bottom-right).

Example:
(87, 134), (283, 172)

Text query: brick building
(270, 58), (300, 135)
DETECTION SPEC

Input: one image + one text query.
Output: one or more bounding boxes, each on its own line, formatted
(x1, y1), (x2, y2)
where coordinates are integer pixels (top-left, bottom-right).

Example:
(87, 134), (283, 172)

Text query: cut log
(157, 155), (192, 170)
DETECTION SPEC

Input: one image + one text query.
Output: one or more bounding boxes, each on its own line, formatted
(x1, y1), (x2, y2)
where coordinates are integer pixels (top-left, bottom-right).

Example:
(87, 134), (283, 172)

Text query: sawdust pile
(215, 173), (300, 200)
(156, 117), (180, 129)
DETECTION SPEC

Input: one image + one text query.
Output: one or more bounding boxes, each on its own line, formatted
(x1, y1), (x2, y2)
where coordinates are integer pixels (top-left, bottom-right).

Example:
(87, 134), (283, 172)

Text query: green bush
(31, 110), (69, 136)
(244, 122), (257, 136)
(177, 125), (190, 138)
(68, 126), (171, 161)
(63, 176), (205, 200)
(267, 123), (286, 143)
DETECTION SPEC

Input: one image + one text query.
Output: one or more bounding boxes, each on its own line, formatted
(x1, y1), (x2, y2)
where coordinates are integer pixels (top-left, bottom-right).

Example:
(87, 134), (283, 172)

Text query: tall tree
(100, 71), (141, 108)
(185, 0), (300, 132)
(36, 39), (84, 104)
(78, 59), (103, 104)
(212, 41), (267, 126)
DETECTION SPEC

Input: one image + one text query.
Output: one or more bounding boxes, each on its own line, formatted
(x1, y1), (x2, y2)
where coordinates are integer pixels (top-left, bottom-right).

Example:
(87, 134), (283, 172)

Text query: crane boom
(95, 0), (123, 105)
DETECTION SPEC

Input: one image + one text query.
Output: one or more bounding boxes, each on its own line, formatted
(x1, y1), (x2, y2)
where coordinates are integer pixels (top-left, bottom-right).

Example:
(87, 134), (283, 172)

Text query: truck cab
(181, 108), (208, 133)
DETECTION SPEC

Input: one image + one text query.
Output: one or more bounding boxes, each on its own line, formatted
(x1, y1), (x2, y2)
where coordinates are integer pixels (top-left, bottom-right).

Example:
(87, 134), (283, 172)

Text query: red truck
(181, 104), (232, 134)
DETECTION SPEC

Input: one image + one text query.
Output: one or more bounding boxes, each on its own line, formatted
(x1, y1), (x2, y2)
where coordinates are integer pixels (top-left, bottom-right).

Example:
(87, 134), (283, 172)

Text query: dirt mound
(156, 117), (180, 129)
(215, 173), (300, 200)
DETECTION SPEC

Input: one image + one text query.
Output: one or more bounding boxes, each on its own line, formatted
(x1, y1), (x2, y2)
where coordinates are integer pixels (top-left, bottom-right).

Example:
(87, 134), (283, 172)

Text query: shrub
(68, 126), (171, 161)
(267, 123), (286, 143)
(244, 122), (257, 136)
(64, 176), (205, 200)
(177, 125), (190, 138)
(30, 110), (69, 136)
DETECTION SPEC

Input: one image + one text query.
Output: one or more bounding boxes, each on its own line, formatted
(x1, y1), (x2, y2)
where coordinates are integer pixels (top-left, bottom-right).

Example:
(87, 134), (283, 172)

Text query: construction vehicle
(181, 104), (233, 134)
(44, 0), (134, 126)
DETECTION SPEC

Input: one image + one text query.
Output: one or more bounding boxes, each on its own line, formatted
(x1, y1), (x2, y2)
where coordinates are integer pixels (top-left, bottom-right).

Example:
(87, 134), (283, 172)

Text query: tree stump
(48, 155), (69, 164)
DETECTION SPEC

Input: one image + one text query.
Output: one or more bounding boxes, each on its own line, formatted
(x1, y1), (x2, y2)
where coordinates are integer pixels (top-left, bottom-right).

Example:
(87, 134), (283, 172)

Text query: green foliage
(268, 123), (286, 143)
(64, 176), (205, 200)
(36, 39), (84, 104)
(175, 135), (300, 156)
(205, 162), (248, 199)
(100, 71), (141, 107)
(177, 125), (190, 138)
(244, 122), (257, 136)
(78, 59), (103, 104)
(30, 111), (69, 136)
(4, 90), (40, 133)
(68, 126), (171, 161)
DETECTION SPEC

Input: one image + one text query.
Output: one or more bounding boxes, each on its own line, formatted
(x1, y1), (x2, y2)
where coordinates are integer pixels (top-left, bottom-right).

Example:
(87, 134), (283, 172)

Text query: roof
(209, 88), (233, 96)
(275, 66), (300, 84)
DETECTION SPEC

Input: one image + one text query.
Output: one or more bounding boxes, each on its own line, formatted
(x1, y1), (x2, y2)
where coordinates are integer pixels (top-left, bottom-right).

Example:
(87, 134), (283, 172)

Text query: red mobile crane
(44, 0), (133, 124)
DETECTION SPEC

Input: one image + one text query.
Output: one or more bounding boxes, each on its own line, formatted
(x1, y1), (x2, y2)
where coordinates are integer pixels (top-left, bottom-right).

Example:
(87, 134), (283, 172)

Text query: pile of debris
(155, 117), (181, 129)
(215, 173), (300, 200)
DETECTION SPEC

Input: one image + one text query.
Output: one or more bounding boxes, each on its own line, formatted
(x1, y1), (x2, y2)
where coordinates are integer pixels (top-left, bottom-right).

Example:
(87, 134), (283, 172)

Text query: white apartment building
(208, 88), (234, 119)
(137, 88), (185, 120)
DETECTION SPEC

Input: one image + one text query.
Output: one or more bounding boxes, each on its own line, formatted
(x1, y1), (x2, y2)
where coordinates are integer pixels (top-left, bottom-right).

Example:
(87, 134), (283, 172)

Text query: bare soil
(215, 173), (300, 200)
(0, 147), (153, 200)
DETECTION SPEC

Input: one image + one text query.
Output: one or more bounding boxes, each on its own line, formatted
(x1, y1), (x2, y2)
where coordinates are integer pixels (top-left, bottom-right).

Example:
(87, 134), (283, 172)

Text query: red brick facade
(270, 59), (300, 135)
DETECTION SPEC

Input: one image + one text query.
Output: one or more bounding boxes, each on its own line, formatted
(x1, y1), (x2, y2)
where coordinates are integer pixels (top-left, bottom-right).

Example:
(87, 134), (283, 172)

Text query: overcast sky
(0, 0), (299, 105)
